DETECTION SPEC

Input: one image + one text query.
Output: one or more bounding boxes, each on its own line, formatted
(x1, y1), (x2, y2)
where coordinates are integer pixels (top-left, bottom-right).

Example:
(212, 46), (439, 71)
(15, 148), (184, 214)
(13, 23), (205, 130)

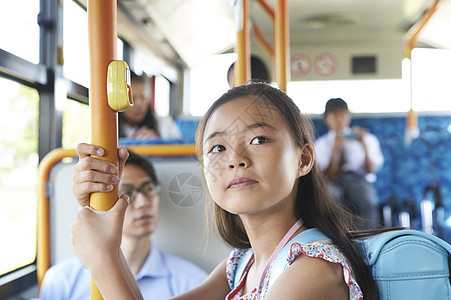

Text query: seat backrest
(49, 157), (231, 273)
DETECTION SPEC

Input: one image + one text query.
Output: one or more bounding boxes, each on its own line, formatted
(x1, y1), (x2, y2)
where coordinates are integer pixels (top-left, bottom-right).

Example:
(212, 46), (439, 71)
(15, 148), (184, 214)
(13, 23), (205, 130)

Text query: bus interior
(1, 0), (451, 298)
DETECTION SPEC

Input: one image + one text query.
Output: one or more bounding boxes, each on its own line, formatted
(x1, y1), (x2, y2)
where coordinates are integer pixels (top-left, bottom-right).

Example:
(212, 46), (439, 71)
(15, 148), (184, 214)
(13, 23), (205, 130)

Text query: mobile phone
(339, 132), (357, 140)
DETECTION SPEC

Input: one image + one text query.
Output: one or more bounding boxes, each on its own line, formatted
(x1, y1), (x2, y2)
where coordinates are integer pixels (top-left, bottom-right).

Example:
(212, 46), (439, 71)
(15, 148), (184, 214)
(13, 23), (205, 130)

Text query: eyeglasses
(119, 181), (160, 203)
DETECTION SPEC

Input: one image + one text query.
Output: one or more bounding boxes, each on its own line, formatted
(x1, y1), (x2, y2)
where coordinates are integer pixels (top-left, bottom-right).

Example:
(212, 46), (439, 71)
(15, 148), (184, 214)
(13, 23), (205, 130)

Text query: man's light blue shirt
(40, 245), (207, 300)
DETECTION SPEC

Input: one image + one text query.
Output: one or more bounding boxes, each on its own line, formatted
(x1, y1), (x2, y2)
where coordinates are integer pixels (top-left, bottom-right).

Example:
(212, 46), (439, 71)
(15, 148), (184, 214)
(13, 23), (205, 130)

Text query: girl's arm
(71, 196), (143, 300)
(265, 255), (348, 300)
(170, 259), (230, 300)
(72, 195), (230, 300)
(90, 249), (143, 300)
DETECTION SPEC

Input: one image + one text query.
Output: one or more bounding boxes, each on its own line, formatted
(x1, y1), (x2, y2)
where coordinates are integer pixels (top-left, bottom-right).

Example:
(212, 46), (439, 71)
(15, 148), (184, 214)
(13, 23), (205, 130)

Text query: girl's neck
(121, 235), (151, 276)
(241, 213), (301, 269)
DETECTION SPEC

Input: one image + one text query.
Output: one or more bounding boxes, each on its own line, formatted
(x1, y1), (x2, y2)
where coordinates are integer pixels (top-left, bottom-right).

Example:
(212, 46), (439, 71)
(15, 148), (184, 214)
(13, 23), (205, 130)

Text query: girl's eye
(210, 145), (226, 153)
(250, 136), (269, 145)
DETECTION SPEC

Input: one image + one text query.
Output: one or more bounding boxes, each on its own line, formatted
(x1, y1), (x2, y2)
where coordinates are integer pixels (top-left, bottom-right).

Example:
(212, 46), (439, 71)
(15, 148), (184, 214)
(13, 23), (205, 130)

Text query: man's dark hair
(125, 150), (158, 183)
(324, 98), (348, 117)
(227, 55), (271, 84)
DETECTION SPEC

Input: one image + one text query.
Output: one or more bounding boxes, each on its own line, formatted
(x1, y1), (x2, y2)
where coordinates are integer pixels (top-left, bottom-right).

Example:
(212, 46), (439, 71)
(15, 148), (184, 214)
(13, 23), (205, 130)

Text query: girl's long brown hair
(195, 82), (377, 299)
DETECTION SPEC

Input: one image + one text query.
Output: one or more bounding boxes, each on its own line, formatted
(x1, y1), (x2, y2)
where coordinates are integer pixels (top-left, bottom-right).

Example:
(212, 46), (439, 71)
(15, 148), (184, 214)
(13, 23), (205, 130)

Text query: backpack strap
(232, 228), (329, 291)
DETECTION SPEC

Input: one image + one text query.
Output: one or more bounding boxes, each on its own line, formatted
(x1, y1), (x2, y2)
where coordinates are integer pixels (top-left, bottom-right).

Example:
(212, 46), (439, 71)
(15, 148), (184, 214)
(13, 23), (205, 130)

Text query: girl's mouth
(227, 177), (259, 189)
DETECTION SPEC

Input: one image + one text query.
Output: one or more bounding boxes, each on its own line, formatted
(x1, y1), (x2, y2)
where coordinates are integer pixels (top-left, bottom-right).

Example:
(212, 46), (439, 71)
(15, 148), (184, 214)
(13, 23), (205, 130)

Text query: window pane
(412, 48), (451, 111)
(63, 1), (129, 87)
(287, 79), (409, 114)
(117, 38), (124, 61)
(0, 1), (40, 63)
(62, 100), (89, 148)
(188, 53), (236, 116)
(0, 78), (39, 275)
(63, 0), (89, 87)
(154, 76), (170, 116)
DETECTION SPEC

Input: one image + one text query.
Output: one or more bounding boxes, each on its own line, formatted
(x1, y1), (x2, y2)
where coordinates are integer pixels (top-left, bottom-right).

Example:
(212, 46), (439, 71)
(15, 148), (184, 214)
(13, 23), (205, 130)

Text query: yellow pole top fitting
(107, 60), (134, 112)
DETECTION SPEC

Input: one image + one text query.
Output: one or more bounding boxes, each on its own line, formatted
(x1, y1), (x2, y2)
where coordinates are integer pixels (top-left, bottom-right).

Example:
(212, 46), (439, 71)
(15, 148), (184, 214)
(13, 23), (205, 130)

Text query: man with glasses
(40, 150), (207, 300)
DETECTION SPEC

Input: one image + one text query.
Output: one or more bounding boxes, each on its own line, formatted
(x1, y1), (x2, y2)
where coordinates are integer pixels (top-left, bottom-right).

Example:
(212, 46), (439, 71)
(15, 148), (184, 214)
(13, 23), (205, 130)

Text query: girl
(71, 82), (376, 299)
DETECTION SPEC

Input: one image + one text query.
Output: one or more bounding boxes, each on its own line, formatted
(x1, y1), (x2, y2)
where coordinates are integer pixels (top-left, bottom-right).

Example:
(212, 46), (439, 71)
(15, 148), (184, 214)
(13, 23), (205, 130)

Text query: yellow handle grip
(107, 60), (133, 112)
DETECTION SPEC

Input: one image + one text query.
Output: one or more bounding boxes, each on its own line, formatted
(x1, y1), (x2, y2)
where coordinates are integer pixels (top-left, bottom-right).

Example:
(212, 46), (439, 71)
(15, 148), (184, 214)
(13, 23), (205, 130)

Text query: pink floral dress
(226, 240), (363, 300)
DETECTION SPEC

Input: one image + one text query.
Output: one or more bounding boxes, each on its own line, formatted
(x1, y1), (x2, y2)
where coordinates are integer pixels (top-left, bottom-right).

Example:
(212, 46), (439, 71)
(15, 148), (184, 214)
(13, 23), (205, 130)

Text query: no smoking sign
(314, 52), (338, 76)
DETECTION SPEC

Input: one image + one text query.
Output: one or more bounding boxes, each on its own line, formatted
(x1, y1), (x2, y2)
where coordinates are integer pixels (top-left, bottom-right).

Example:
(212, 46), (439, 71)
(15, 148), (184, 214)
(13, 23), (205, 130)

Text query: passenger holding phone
(315, 98), (384, 229)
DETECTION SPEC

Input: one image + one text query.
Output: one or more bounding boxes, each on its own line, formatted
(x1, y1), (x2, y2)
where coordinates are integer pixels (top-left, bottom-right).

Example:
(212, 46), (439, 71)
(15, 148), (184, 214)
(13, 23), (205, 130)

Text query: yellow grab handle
(107, 60), (133, 112)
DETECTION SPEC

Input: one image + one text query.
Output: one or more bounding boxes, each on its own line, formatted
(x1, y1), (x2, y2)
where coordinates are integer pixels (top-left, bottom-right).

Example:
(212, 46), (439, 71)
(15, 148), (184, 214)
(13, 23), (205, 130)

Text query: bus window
(287, 79), (409, 114)
(154, 75), (170, 116)
(0, 1), (39, 64)
(0, 78), (39, 276)
(188, 53), (237, 116)
(288, 48), (451, 114)
(412, 48), (451, 112)
(63, 0), (89, 87)
(62, 99), (89, 148)
(63, 0), (124, 88)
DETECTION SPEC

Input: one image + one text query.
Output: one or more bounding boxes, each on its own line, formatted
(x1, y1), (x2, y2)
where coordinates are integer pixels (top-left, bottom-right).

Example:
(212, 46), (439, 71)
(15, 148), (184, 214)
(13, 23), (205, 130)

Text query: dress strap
(226, 219), (304, 300)
(256, 218), (304, 296)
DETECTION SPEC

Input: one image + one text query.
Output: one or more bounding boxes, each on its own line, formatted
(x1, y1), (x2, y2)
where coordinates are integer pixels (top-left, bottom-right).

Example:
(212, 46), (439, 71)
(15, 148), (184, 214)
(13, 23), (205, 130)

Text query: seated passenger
(315, 98), (384, 229)
(119, 72), (182, 140)
(39, 151), (207, 300)
(70, 83), (379, 299)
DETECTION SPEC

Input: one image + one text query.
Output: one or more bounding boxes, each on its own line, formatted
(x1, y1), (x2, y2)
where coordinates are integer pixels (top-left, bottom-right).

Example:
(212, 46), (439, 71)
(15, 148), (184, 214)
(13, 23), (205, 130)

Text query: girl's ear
(298, 143), (314, 177)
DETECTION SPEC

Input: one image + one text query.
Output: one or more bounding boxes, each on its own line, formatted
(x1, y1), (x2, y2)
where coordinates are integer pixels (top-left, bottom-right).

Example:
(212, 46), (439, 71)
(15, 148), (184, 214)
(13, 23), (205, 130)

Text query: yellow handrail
(404, 0), (439, 145)
(275, 0), (289, 91)
(234, 0), (250, 86)
(87, 0), (118, 297)
(405, 0), (439, 59)
(253, 24), (275, 58)
(37, 148), (77, 289)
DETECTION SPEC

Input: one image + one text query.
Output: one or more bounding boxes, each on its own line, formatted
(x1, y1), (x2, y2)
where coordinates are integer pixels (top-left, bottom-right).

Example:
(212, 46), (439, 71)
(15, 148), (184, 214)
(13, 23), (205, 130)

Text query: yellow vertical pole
(404, 0), (439, 145)
(88, 0), (118, 298)
(275, 0), (289, 91)
(235, 0), (250, 86)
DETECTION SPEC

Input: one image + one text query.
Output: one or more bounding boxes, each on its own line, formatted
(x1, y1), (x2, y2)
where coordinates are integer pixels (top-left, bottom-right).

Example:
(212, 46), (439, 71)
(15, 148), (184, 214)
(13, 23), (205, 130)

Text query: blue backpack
(235, 228), (451, 299)
(354, 229), (451, 299)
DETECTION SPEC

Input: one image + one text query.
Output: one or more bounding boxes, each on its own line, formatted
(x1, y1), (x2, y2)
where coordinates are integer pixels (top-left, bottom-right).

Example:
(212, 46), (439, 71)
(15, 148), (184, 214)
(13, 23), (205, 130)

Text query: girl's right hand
(72, 143), (129, 207)
(71, 195), (129, 272)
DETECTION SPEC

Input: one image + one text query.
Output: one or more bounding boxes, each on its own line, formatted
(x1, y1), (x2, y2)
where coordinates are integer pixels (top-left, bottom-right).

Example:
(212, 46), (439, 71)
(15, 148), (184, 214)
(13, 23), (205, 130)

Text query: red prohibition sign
(291, 53), (311, 77)
(314, 52), (338, 76)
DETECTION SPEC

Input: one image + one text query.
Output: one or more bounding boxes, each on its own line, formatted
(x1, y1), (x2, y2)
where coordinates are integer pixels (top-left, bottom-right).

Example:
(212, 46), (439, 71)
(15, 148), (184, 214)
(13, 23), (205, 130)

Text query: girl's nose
(228, 161), (246, 169)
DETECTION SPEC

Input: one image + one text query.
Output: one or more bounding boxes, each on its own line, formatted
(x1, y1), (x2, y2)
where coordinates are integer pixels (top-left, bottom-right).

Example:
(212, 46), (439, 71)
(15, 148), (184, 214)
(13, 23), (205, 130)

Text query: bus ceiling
(75, 0), (451, 71)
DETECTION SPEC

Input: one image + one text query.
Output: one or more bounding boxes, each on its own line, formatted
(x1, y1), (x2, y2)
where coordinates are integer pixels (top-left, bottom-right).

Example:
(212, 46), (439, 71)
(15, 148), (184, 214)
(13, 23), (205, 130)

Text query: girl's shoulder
(287, 240), (363, 299)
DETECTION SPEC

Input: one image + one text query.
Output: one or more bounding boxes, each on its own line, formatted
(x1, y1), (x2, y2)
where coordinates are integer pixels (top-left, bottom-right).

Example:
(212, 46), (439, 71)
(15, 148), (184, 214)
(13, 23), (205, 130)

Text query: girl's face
(123, 81), (148, 126)
(202, 96), (308, 217)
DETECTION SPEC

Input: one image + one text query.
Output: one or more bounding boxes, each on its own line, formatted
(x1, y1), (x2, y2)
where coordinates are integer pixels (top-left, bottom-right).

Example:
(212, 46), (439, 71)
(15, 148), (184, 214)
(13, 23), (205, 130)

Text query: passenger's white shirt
(122, 115), (182, 139)
(156, 115), (182, 139)
(314, 128), (384, 183)
(40, 245), (207, 300)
